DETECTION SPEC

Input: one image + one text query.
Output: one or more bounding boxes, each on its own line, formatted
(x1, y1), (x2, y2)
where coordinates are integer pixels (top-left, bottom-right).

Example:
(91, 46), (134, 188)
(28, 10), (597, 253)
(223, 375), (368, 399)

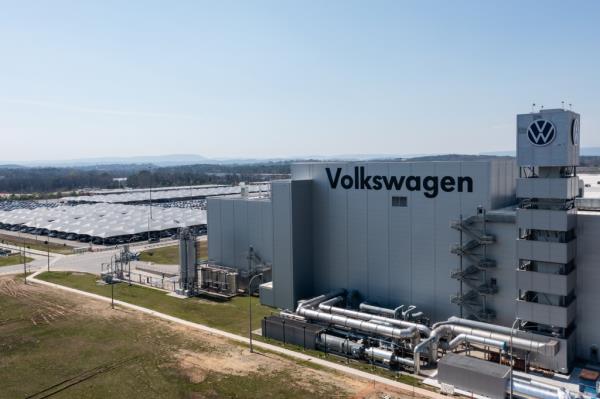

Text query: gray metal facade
(289, 160), (517, 321)
(206, 197), (273, 274)
(206, 154), (600, 364)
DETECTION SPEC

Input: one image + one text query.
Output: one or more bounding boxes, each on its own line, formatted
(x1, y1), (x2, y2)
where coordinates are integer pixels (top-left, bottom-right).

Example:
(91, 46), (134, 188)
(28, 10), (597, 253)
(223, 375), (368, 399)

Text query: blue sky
(1, 1), (599, 162)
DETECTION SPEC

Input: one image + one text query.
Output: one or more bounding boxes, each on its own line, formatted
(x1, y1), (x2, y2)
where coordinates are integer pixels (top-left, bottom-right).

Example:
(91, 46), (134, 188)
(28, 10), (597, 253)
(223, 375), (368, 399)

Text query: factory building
(207, 108), (600, 372)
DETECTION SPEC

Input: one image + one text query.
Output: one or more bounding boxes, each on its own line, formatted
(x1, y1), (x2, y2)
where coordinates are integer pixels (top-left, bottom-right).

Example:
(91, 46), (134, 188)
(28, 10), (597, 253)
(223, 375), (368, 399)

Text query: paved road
(0, 236), (207, 277)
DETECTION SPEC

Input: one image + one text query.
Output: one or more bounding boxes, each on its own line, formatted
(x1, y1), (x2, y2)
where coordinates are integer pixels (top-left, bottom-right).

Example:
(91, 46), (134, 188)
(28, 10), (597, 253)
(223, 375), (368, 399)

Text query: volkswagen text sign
(326, 166), (473, 198)
(527, 119), (556, 146)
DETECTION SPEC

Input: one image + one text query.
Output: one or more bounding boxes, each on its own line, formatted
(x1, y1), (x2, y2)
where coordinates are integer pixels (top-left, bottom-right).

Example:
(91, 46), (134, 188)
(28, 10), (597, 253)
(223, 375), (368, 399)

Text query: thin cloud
(0, 98), (199, 120)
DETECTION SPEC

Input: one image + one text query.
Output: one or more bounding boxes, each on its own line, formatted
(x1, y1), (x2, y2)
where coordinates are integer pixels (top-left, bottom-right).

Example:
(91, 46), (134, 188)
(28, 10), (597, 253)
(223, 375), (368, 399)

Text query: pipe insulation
(445, 333), (508, 352)
(319, 303), (431, 337)
(415, 323), (558, 361)
(295, 289), (346, 312)
(510, 379), (572, 399)
(359, 303), (403, 319)
(297, 307), (418, 340)
(364, 347), (416, 368)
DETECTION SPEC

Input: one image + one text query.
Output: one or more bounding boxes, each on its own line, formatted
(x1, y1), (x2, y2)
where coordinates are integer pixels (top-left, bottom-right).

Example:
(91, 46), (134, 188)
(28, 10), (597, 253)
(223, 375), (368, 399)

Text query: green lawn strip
(37, 271), (275, 336)
(138, 240), (208, 264)
(0, 255), (34, 267)
(0, 281), (341, 399)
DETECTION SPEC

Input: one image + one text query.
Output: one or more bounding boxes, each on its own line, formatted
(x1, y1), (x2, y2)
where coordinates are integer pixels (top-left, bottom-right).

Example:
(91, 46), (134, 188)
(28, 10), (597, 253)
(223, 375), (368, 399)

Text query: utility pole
(248, 273), (263, 353)
(22, 244), (27, 284)
(47, 232), (50, 272)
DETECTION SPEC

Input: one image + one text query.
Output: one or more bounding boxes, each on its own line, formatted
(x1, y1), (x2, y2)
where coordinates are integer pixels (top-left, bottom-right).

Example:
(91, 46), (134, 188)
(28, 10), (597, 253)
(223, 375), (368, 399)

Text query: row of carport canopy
(0, 203), (207, 240)
(60, 183), (271, 204)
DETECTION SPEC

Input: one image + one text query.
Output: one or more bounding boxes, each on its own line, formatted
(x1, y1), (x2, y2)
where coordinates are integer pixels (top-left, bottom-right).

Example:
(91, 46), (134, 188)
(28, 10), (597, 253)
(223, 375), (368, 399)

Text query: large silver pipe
(316, 333), (363, 356)
(320, 296), (344, 308)
(298, 308), (418, 340)
(445, 333), (507, 352)
(320, 304), (431, 337)
(364, 347), (416, 368)
(414, 323), (559, 363)
(359, 303), (403, 319)
(510, 378), (570, 399)
(436, 316), (515, 335)
(296, 289), (346, 312)
(440, 324), (558, 356)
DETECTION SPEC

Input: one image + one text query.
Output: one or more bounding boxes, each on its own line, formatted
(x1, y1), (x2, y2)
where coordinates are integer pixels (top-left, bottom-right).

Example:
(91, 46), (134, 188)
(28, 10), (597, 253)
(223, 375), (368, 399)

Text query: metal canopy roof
(60, 183), (270, 204)
(0, 203), (206, 238)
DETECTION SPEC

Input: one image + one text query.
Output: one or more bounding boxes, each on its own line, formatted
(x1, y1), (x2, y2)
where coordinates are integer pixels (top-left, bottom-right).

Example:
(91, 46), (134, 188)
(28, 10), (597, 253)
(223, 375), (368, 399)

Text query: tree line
(0, 162), (291, 195)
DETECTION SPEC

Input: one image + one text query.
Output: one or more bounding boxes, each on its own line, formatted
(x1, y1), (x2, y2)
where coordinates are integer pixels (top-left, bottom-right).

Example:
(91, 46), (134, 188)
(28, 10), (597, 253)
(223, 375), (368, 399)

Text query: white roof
(0, 203), (206, 238)
(60, 183), (270, 204)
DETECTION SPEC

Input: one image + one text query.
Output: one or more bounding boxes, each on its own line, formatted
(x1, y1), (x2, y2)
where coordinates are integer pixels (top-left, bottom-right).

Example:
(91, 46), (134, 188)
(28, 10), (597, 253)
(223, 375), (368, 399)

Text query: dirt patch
(175, 347), (288, 383)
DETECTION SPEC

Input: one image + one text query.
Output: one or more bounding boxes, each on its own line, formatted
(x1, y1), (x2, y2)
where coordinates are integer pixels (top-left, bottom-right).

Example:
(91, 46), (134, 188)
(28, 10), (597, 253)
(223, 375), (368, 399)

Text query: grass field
(0, 254), (34, 267)
(138, 240), (208, 264)
(0, 233), (73, 254)
(38, 271), (273, 336)
(35, 272), (425, 391)
(0, 275), (356, 399)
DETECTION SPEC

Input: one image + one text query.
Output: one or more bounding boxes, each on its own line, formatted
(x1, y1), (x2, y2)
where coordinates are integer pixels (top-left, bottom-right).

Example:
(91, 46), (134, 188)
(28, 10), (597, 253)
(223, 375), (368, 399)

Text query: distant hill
(3, 147), (600, 167)
(480, 147), (600, 157)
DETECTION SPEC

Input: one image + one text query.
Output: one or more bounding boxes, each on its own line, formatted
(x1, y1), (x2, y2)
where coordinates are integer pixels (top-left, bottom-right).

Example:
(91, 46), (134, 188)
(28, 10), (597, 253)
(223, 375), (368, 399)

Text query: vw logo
(527, 119), (556, 146)
(571, 118), (580, 145)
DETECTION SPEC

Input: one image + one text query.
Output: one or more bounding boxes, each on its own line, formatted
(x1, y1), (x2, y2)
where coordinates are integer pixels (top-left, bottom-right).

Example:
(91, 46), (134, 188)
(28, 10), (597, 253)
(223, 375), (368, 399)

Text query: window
(392, 196), (407, 207)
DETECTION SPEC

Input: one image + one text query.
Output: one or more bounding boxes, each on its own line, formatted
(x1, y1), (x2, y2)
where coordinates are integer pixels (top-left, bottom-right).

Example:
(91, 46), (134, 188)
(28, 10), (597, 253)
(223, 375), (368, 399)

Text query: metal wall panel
(517, 239), (577, 264)
(516, 177), (579, 199)
(485, 222), (519, 327)
(207, 198), (222, 262)
(233, 200), (249, 270)
(366, 163), (390, 304)
(220, 199), (235, 267)
(517, 208), (577, 231)
(272, 181), (294, 310)
(515, 299), (577, 328)
(291, 180), (313, 303)
(347, 176), (369, 297)
(516, 269), (576, 297)
(576, 213), (600, 360)
(207, 198), (273, 270)
(409, 162), (436, 315)
(432, 162), (462, 321)
(387, 162), (413, 308)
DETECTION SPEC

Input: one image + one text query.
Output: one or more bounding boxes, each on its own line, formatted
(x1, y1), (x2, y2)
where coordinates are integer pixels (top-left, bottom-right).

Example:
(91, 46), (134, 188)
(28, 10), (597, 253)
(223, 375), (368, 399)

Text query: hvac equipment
(199, 263), (239, 298)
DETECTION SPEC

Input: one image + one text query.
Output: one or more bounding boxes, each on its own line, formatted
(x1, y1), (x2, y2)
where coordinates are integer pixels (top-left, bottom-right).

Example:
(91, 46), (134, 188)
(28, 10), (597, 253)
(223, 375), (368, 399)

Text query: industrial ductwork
(297, 307), (418, 341)
(415, 317), (560, 362)
(511, 377), (572, 399)
(359, 303), (404, 319)
(318, 301), (431, 337)
(295, 289), (347, 312)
